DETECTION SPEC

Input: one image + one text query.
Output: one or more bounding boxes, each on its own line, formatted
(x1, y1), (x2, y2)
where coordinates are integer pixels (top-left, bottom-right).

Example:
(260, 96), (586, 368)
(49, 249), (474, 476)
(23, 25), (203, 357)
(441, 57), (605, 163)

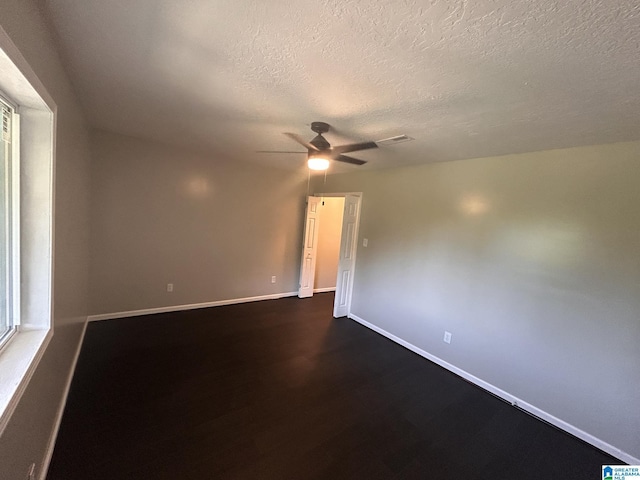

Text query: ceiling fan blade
(332, 141), (378, 154)
(334, 154), (367, 166)
(255, 150), (306, 154)
(283, 132), (319, 151)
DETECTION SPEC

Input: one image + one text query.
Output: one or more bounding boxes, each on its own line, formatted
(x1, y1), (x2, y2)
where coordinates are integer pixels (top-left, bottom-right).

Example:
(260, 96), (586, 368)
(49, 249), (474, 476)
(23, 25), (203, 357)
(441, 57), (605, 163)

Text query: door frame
(312, 192), (363, 318)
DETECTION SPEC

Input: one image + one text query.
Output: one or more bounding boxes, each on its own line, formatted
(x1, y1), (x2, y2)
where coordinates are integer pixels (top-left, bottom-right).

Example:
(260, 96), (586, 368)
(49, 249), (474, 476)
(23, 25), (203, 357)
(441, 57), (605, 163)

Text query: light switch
(363, 238), (368, 247)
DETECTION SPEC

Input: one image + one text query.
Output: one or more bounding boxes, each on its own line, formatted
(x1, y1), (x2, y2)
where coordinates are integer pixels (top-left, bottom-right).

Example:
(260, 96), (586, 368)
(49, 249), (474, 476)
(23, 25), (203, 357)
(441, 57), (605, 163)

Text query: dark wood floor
(47, 293), (620, 479)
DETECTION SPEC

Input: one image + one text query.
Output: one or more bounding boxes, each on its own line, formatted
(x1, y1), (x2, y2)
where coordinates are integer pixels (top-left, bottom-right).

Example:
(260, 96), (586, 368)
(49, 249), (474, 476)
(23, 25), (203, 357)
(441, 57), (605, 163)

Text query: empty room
(0, 0), (638, 479)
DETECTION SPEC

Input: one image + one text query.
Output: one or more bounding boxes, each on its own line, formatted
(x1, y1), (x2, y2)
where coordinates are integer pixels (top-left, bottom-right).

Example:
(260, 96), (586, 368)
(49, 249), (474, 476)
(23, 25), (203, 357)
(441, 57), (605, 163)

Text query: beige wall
(313, 141), (640, 460)
(0, 1), (91, 479)
(314, 197), (344, 290)
(89, 130), (308, 314)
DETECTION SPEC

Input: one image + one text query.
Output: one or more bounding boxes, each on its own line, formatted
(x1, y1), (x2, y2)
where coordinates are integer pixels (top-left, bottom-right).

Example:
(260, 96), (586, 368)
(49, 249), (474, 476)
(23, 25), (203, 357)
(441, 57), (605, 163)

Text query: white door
(298, 196), (321, 298)
(333, 194), (361, 317)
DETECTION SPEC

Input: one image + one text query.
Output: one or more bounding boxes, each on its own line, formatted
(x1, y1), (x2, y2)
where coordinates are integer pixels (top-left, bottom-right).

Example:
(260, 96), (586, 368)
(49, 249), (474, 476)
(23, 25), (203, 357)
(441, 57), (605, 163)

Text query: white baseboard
(313, 287), (336, 293)
(347, 312), (639, 465)
(87, 292), (299, 322)
(40, 318), (88, 480)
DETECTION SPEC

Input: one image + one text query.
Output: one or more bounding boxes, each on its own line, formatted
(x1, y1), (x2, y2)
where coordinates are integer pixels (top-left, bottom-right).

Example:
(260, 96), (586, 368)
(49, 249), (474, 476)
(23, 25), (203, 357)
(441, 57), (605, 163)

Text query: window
(0, 32), (54, 435)
(0, 98), (16, 348)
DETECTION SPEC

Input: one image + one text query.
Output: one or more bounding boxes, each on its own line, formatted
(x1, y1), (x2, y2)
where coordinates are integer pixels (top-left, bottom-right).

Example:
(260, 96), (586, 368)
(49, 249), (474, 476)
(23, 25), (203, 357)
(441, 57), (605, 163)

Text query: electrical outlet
(271, 275), (276, 284)
(167, 283), (173, 292)
(444, 331), (452, 344)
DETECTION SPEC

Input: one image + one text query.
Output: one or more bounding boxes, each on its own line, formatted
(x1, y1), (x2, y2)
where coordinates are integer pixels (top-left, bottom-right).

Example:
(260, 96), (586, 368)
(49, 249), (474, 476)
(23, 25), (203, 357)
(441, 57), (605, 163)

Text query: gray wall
(89, 130), (308, 315)
(0, 1), (91, 479)
(313, 141), (640, 460)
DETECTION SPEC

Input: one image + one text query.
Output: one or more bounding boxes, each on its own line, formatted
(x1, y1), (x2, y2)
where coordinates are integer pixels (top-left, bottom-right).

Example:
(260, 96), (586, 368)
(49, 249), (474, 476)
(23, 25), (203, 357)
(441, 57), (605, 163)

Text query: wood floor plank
(47, 293), (621, 479)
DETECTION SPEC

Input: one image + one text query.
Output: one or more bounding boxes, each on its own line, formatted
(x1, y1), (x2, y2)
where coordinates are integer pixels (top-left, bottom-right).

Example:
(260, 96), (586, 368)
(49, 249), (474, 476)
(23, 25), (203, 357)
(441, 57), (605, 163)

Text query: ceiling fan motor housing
(310, 134), (330, 150)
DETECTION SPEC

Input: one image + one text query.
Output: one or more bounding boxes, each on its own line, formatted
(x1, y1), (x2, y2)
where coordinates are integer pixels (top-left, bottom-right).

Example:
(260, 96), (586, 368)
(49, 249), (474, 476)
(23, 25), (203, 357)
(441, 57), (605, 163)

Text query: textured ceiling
(43, 0), (640, 171)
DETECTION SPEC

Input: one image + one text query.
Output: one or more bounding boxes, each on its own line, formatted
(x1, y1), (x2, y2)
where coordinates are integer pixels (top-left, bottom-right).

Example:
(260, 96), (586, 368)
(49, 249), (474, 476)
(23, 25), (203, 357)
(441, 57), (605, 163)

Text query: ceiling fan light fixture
(307, 156), (330, 170)
(261, 122), (378, 168)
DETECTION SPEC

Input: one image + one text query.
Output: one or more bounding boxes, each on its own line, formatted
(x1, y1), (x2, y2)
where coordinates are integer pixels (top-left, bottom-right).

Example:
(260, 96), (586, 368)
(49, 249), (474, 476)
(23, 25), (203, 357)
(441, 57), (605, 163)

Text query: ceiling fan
(257, 121), (378, 170)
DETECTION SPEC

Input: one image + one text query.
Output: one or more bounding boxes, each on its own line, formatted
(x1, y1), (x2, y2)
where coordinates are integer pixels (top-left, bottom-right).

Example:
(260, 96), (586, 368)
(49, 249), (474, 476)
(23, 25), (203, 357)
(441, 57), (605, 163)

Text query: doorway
(314, 197), (345, 294)
(298, 193), (363, 318)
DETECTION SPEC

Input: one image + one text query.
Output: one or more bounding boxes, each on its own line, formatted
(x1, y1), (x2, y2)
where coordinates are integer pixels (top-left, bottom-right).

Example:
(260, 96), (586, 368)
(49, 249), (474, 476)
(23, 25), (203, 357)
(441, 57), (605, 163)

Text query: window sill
(0, 329), (51, 435)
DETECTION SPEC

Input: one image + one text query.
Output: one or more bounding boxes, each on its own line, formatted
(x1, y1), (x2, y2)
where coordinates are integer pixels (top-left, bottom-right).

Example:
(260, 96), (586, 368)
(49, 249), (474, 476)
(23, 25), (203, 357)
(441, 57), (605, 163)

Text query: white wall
(0, 1), (91, 479)
(314, 197), (344, 290)
(313, 141), (640, 461)
(89, 130), (309, 315)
